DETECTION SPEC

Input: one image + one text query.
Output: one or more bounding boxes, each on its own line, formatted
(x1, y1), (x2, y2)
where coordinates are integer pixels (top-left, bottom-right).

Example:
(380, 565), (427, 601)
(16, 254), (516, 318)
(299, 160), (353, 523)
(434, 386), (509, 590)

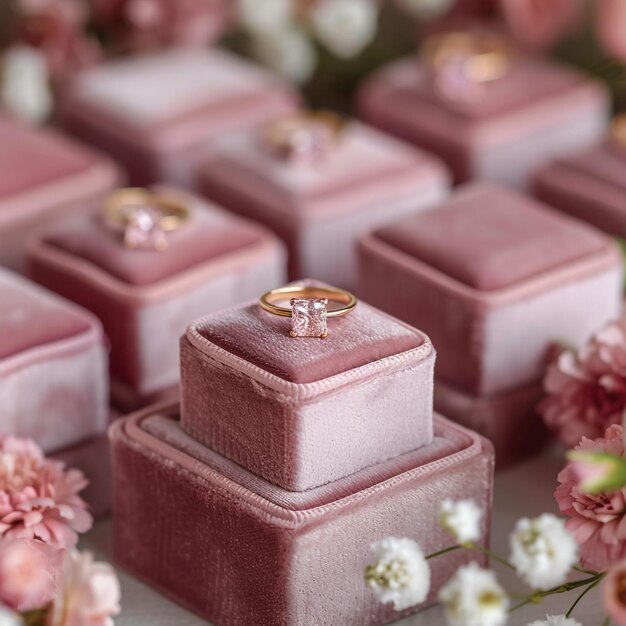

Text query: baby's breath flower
(365, 537), (430, 611)
(527, 616), (583, 626)
(439, 499), (483, 544)
(439, 563), (509, 626)
(510, 514), (578, 591)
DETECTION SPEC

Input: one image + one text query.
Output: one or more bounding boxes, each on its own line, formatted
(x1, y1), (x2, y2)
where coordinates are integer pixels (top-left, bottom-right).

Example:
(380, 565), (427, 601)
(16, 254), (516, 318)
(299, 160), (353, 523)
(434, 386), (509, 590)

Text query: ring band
(103, 188), (190, 251)
(422, 32), (513, 84)
(612, 114), (626, 149)
(104, 188), (190, 232)
(260, 285), (357, 338)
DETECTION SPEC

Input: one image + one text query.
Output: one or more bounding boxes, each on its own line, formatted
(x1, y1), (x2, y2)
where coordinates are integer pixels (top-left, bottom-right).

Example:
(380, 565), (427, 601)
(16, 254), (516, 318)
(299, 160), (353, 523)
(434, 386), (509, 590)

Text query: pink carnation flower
(0, 436), (92, 550)
(0, 537), (64, 612)
(499, 0), (581, 49)
(539, 317), (626, 448)
(47, 550), (121, 626)
(91, 0), (227, 51)
(556, 424), (626, 571)
(17, 0), (101, 78)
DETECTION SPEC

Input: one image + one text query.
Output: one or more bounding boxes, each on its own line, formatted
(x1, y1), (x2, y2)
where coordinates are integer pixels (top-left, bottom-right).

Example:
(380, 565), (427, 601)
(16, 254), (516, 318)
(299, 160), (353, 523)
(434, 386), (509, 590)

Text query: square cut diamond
(290, 298), (328, 338)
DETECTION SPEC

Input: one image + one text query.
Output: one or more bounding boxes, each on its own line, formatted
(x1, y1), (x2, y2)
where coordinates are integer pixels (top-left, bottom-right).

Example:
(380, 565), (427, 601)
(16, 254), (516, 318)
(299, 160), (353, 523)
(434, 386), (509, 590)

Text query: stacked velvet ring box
(110, 281), (495, 625)
(358, 182), (623, 464)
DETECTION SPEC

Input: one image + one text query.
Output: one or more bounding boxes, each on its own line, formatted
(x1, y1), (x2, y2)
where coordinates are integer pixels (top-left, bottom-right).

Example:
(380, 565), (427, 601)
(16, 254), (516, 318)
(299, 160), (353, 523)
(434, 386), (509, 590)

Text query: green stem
(601, 618), (611, 626)
(565, 579), (601, 618)
(469, 544), (515, 570)
(425, 545), (461, 560)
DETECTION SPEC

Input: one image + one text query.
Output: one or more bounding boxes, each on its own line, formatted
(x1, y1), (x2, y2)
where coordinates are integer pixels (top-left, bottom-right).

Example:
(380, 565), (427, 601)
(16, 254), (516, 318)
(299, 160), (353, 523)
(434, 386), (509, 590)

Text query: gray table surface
(82, 446), (606, 626)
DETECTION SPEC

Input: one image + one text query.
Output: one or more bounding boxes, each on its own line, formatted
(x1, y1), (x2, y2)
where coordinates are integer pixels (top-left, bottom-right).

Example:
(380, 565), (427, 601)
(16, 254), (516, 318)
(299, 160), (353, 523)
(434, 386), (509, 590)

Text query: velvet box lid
(0, 115), (120, 270)
(201, 120), (448, 286)
(59, 48), (299, 157)
(180, 294), (435, 491)
(359, 55), (608, 187)
(534, 141), (626, 238)
(28, 186), (287, 404)
(111, 404), (493, 625)
(359, 183), (623, 396)
(0, 268), (108, 452)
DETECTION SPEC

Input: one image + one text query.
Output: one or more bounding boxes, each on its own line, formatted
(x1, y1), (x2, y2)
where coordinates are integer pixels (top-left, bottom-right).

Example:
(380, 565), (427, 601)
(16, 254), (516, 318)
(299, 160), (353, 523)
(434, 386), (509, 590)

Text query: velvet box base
(433, 379), (548, 467)
(358, 56), (608, 189)
(111, 404), (494, 626)
(180, 294), (435, 491)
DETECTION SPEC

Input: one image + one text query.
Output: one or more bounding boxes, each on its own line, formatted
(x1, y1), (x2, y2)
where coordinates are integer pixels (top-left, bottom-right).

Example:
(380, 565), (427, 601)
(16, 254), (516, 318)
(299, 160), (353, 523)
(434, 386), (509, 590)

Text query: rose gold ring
(103, 188), (190, 252)
(261, 111), (345, 166)
(260, 285), (357, 338)
(611, 114), (626, 148)
(422, 32), (513, 84)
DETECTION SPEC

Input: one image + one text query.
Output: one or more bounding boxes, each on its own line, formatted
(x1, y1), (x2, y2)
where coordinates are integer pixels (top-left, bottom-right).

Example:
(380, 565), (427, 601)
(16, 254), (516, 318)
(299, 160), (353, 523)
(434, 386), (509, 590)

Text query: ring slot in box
(180, 295), (435, 491)
(111, 405), (494, 626)
(58, 48), (299, 188)
(200, 119), (448, 289)
(0, 115), (120, 272)
(0, 268), (108, 452)
(359, 56), (608, 189)
(28, 187), (286, 411)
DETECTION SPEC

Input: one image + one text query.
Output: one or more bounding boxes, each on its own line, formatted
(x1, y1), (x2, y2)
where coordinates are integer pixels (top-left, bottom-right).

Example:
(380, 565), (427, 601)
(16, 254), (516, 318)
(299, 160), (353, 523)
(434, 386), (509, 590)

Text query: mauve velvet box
(111, 405), (494, 626)
(28, 187), (286, 411)
(0, 115), (120, 272)
(200, 120), (448, 288)
(180, 295), (435, 491)
(0, 268), (108, 453)
(534, 141), (626, 239)
(358, 56), (608, 189)
(58, 48), (299, 188)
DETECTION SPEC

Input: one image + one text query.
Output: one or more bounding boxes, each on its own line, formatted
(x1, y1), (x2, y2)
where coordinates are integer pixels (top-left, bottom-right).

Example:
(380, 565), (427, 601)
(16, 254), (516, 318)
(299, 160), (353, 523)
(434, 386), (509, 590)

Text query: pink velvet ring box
(0, 114), (120, 273)
(358, 183), (623, 462)
(180, 295), (435, 491)
(0, 268), (108, 453)
(111, 404), (494, 626)
(534, 139), (626, 240)
(358, 55), (608, 189)
(58, 48), (299, 189)
(28, 186), (287, 412)
(200, 118), (449, 289)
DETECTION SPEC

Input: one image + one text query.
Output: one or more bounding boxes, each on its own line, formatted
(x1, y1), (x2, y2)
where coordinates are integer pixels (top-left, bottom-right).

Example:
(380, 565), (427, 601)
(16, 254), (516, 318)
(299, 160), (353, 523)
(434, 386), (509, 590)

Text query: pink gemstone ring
(103, 188), (190, 252)
(421, 31), (513, 103)
(261, 111), (345, 167)
(259, 285), (357, 338)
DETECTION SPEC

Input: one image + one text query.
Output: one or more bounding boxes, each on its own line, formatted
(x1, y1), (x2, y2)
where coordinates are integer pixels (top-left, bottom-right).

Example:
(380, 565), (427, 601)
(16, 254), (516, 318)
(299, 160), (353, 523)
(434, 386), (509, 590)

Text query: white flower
(252, 26), (317, 83)
(396, 0), (455, 20)
(1, 46), (52, 123)
(439, 563), (509, 626)
(365, 537), (430, 611)
(439, 499), (483, 544)
(527, 616), (583, 626)
(238, 0), (293, 35)
(310, 0), (378, 58)
(0, 606), (21, 626)
(510, 514), (578, 591)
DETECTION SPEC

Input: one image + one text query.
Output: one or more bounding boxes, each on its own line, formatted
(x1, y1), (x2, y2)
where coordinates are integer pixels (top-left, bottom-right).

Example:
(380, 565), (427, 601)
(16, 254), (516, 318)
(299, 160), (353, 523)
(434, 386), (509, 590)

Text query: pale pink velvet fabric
(0, 268), (109, 453)
(28, 187), (287, 404)
(200, 121), (449, 289)
(358, 56), (608, 189)
(111, 405), (494, 626)
(58, 48), (299, 188)
(358, 183), (624, 396)
(0, 115), (120, 272)
(534, 141), (626, 238)
(180, 298), (435, 491)
(434, 378), (548, 466)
